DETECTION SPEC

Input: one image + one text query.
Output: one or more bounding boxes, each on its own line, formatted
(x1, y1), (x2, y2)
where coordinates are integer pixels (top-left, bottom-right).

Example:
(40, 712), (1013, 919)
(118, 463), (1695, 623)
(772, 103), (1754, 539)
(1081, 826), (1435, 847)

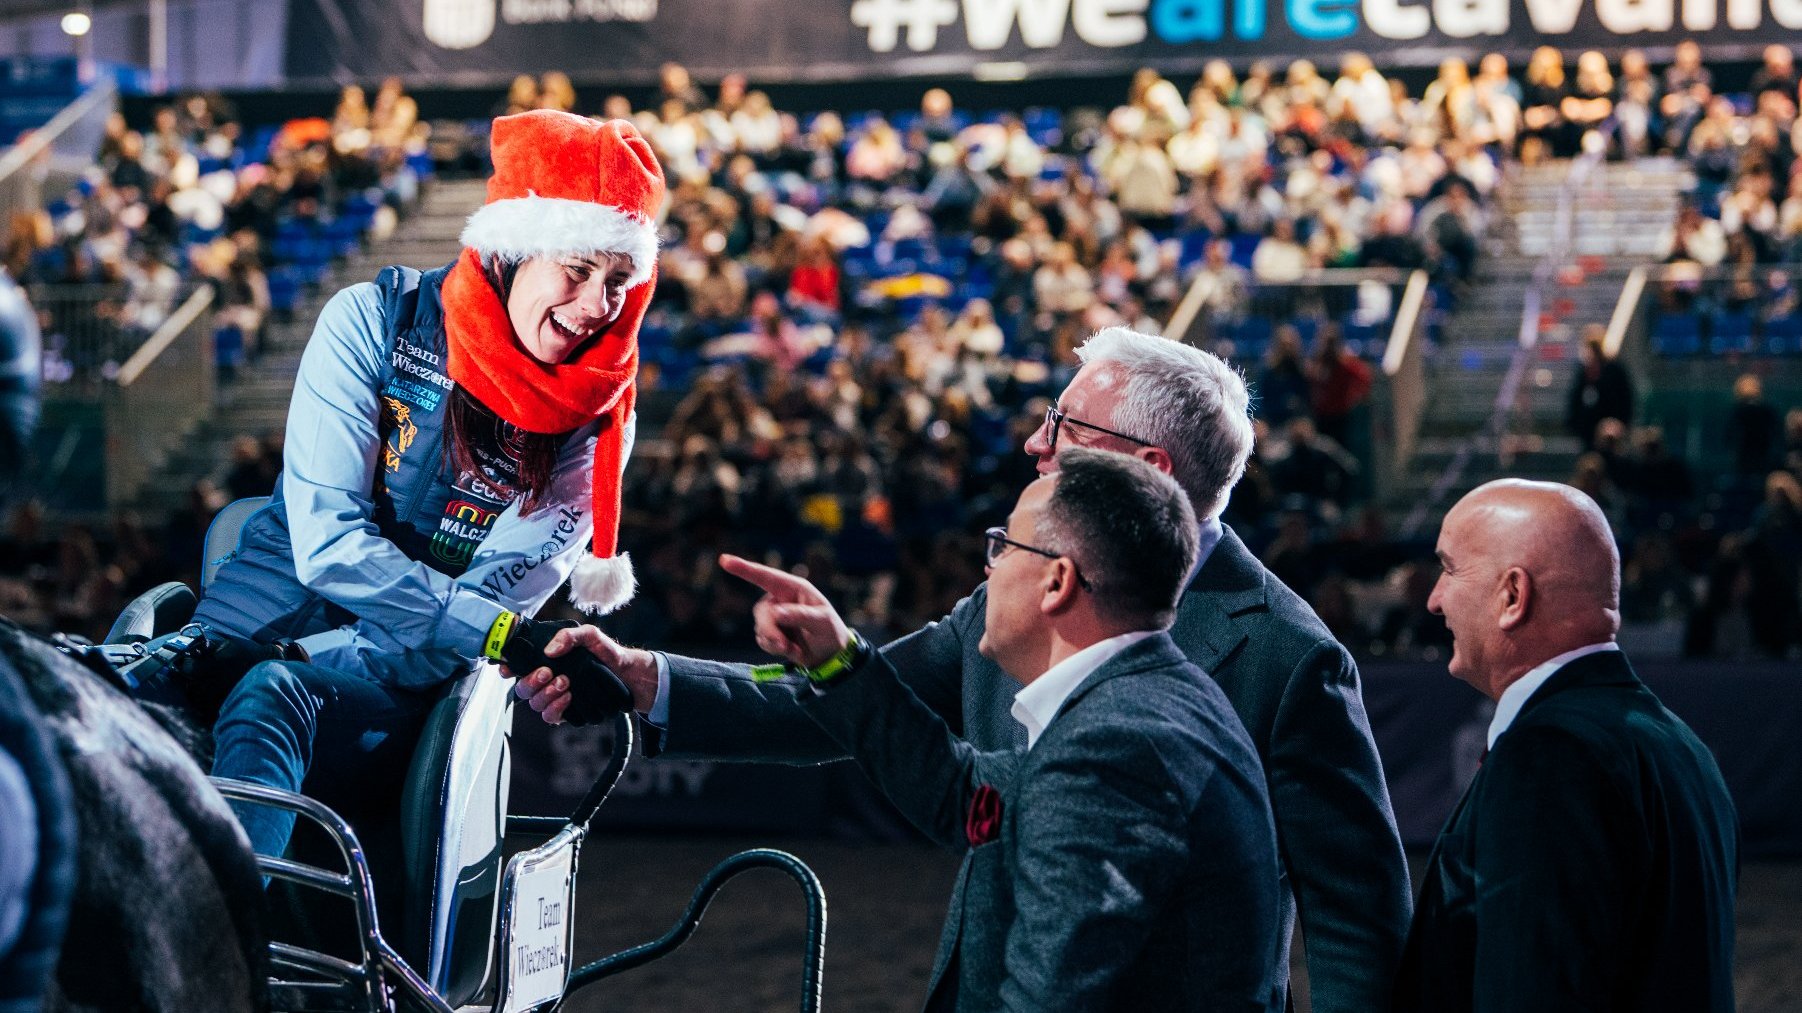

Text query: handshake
(494, 616), (643, 726)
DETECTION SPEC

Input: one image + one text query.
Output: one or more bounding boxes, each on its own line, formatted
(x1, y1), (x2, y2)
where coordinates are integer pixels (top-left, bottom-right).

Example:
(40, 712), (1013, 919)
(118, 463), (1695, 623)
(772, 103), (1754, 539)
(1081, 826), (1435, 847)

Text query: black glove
(498, 616), (633, 727)
(179, 633), (308, 718)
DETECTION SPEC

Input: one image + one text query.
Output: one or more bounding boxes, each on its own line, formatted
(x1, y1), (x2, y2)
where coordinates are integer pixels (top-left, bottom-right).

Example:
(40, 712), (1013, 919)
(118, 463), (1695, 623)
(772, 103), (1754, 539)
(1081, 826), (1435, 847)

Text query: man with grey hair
(1395, 479), (1737, 1012)
(524, 326), (1410, 1012)
(718, 449), (1286, 1011)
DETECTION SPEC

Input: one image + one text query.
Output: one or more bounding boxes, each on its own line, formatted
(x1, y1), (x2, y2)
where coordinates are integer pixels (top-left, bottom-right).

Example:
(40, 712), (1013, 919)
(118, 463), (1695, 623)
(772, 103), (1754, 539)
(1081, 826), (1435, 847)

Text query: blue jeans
(211, 661), (435, 858)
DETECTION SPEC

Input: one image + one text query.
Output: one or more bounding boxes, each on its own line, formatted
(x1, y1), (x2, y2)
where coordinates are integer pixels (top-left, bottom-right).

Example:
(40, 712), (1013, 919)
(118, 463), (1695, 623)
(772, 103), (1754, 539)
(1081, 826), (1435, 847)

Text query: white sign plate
(502, 836), (577, 1013)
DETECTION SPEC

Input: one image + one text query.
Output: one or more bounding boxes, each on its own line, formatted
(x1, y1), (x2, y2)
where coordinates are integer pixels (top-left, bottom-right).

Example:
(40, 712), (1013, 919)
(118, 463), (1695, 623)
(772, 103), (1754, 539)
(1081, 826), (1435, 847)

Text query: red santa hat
(445, 110), (664, 614)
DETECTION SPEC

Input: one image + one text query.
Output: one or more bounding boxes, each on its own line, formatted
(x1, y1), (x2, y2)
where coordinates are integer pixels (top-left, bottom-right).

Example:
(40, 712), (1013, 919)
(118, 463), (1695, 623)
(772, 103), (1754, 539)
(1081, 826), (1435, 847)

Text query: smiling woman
(126, 110), (663, 864)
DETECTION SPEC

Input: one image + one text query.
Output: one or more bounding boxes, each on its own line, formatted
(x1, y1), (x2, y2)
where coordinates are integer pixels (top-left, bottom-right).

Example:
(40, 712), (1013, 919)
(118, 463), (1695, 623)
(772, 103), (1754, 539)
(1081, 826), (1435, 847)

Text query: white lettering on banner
(1683, 0), (1715, 27)
(1726, 0), (1760, 27)
(1772, 0), (1802, 27)
(962, 0), (1072, 48)
(1597, 0), (1672, 31)
(1522, 0), (1582, 31)
(851, 0), (961, 51)
(1073, 0), (1148, 46)
(1363, 0), (1430, 39)
(423, 0), (496, 48)
(1434, 0), (1507, 36)
(501, 0), (656, 23)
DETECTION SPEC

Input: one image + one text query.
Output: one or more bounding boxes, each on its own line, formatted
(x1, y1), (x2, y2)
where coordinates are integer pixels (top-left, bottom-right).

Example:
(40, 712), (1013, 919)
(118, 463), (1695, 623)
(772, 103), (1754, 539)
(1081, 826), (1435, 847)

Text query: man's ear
(1040, 558), (1082, 616)
(1497, 566), (1532, 632)
(1135, 445), (1175, 476)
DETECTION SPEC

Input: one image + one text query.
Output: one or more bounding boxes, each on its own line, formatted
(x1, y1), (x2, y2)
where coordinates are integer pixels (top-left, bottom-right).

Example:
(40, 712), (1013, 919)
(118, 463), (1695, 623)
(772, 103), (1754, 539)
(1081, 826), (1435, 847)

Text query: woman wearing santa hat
(134, 110), (660, 860)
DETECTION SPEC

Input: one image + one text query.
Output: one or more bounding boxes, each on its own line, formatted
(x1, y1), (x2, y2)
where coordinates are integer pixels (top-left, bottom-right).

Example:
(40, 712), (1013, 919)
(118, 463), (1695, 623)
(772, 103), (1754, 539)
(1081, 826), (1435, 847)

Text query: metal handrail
(0, 76), (118, 185)
(1378, 269), (1432, 490)
(119, 287), (215, 386)
(1164, 265), (1414, 346)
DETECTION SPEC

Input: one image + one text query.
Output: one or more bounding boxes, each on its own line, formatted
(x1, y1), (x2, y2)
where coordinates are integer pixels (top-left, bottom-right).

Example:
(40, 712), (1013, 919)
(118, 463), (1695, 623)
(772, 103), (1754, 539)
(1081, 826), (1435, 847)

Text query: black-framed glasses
(1042, 405), (1155, 451)
(983, 527), (1092, 589)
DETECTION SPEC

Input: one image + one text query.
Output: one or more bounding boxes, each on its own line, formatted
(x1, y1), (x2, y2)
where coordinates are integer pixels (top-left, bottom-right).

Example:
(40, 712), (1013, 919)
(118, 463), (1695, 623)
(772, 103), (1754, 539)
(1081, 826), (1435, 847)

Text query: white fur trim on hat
(568, 552), (636, 615)
(462, 196), (658, 288)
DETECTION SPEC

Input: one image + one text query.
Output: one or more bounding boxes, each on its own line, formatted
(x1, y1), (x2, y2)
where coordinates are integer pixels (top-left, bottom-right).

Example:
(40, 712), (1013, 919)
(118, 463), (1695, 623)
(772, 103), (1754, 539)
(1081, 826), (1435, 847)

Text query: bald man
(1392, 479), (1738, 1013)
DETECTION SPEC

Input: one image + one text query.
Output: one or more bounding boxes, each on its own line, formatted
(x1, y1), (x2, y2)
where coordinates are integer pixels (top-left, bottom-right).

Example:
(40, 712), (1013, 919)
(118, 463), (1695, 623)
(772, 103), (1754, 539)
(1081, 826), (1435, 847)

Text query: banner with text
(287, 0), (1801, 86)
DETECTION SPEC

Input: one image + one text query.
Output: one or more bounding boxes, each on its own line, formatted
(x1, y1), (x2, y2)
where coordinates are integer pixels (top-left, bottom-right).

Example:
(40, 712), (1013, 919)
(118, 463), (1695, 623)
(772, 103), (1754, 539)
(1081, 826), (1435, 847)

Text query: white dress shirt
(1010, 630), (1159, 749)
(1486, 641), (1620, 749)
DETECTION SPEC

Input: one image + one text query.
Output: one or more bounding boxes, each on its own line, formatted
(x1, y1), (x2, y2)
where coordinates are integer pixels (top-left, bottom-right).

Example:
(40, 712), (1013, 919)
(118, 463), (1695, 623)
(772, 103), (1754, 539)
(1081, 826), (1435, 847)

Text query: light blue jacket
(193, 269), (627, 687)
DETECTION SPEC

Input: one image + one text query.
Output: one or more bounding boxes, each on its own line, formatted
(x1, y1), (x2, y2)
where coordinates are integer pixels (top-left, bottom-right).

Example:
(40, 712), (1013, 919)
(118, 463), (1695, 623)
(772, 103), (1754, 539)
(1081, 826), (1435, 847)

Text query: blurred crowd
(6, 49), (1801, 663)
(4, 79), (425, 388)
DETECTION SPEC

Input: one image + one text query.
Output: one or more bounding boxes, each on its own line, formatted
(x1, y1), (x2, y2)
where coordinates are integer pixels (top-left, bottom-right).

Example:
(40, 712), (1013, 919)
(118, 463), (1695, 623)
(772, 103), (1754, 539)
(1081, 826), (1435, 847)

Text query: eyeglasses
(983, 527), (1092, 589)
(1042, 405), (1154, 452)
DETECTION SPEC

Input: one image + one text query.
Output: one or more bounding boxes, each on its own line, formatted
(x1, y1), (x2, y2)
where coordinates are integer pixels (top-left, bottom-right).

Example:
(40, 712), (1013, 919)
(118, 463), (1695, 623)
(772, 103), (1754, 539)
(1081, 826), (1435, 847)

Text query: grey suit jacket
(656, 526), (1411, 1013)
(802, 633), (1286, 1013)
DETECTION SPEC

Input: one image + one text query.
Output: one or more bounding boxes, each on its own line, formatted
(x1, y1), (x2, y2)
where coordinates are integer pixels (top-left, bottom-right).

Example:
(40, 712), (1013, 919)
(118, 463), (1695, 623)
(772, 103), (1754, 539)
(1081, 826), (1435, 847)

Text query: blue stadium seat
(1709, 309), (1755, 355)
(1650, 312), (1702, 357)
(1765, 313), (1802, 355)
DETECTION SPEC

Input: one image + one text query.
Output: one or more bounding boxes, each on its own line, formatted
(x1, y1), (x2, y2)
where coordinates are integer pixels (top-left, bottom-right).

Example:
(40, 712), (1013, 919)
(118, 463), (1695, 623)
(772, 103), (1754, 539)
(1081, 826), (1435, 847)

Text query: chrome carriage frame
(77, 497), (828, 1013)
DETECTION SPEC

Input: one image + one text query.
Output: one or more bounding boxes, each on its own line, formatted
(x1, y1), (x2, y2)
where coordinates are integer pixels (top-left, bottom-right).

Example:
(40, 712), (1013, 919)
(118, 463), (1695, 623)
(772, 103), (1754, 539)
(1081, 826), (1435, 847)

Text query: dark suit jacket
(1393, 649), (1740, 1013)
(658, 527), (1411, 1013)
(802, 633), (1286, 1013)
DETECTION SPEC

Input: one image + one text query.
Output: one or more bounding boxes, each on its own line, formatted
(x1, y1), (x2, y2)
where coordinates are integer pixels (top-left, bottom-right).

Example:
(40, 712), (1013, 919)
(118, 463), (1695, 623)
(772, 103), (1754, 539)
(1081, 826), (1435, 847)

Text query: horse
(0, 617), (266, 1012)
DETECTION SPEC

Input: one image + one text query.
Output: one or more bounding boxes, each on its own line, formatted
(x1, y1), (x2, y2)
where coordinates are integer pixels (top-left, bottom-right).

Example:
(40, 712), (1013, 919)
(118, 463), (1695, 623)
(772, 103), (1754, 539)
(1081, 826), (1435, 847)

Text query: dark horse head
(0, 617), (267, 1012)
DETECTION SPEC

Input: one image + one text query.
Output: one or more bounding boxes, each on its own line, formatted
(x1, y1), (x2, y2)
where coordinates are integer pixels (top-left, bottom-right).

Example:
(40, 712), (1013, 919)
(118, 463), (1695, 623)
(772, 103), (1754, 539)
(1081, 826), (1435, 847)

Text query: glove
(179, 632), (308, 718)
(497, 616), (633, 727)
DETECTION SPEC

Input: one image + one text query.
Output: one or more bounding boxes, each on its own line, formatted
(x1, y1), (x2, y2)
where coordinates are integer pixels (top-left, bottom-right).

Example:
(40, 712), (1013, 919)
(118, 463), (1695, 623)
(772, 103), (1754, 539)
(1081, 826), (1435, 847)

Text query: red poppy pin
(965, 784), (1002, 847)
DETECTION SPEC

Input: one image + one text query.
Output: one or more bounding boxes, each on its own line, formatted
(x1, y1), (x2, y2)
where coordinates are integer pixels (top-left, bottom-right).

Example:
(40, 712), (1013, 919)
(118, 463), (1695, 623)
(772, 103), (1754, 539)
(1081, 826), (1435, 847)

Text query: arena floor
(560, 834), (1802, 1012)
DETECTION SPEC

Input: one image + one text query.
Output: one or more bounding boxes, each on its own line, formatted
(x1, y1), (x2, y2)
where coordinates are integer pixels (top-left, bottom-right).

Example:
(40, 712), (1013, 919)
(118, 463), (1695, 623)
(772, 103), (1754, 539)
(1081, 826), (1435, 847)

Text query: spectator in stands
(1660, 201), (1727, 267)
(659, 61), (708, 113)
(1520, 47), (1571, 162)
(1330, 54), (1392, 144)
(731, 91), (784, 160)
(1470, 54), (1522, 151)
(1744, 471), (1802, 657)
(1417, 178), (1482, 283)
(500, 75), (539, 116)
(1102, 135), (1178, 229)
(1032, 241), (1093, 316)
(1421, 58), (1478, 144)
(1725, 373), (1783, 476)
(1251, 218), (1308, 283)
(1567, 331), (1635, 450)
(1308, 324), (1373, 445)
(1749, 44), (1799, 104)
(1561, 51), (1615, 153)
(537, 71), (577, 113)
(786, 236), (841, 318)
(1614, 49), (1660, 157)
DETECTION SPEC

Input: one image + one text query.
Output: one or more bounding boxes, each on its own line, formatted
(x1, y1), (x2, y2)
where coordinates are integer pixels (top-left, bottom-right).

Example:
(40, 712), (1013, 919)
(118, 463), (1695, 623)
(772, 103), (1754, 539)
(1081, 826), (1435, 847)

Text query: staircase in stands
(1387, 157), (1693, 533)
(136, 179), (490, 517)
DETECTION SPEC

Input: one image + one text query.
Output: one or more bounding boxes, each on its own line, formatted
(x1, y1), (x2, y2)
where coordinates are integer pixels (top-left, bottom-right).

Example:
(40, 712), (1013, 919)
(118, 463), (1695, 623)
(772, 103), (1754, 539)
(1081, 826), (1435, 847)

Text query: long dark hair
(444, 254), (566, 517)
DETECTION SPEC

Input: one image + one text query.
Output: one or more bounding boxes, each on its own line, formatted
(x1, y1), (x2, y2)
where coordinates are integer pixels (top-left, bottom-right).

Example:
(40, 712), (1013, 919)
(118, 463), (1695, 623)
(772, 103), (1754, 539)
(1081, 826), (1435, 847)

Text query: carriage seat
(105, 497), (516, 1009)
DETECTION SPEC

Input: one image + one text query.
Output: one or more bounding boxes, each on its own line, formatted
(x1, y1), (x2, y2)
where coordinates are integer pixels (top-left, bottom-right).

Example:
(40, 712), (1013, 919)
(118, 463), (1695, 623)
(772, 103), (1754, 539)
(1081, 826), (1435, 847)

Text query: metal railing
(33, 283), (165, 395)
(104, 286), (215, 508)
(1608, 262), (1801, 359)
(1164, 266), (1415, 355)
(0, 78), (118, 225)
(1375, 270), (1432, 490)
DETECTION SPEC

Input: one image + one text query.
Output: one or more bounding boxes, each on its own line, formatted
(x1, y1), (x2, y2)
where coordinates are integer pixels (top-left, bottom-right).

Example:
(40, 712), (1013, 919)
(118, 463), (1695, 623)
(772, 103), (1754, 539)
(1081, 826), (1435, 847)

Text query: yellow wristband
(800, 632), (870, 684)
(484, 611), (518, 661)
